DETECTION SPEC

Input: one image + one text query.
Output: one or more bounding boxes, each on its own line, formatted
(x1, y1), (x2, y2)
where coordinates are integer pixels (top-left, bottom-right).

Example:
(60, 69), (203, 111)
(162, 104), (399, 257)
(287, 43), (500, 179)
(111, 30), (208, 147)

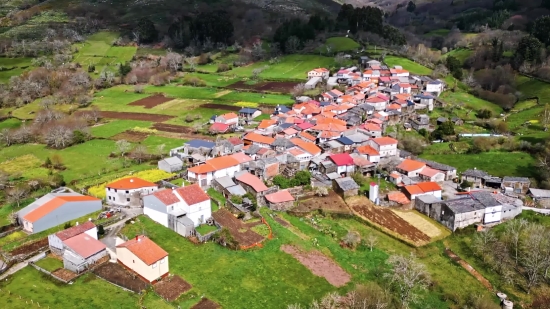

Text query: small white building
(426, 80), (444, 94)
(48, 221), (98, 256)
(368, 137), (398, 157)
(396, 159), (426, 177)
(105, 177), (158, 207)
(308, 68), (330, 80)
(116, 235), (169, 283)
(158, 157), (183, 173)
(215, 112), (239, 127)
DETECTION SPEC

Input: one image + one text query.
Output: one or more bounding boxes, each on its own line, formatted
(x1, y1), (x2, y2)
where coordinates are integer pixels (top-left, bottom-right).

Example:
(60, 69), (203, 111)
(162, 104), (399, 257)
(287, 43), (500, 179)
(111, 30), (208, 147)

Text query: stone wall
(269, 201), (295, 211)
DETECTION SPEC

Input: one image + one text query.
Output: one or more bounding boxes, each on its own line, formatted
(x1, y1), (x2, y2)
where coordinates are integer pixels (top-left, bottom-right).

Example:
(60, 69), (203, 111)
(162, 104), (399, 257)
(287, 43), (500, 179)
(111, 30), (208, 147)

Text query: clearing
(80, 111), (174, 122)
(211, 209), (265, 247)
(226, 80), (298, 93)
(34, 255), (63, 272)
(281, 245), (351, 287)
(191, 298), (221, 309)
(316, 37), (361, 53)
(391, 210), (450, 240)
(90, 120), (153, 138)
(111, 131), (149, 142)
(73, 32), (136, 74)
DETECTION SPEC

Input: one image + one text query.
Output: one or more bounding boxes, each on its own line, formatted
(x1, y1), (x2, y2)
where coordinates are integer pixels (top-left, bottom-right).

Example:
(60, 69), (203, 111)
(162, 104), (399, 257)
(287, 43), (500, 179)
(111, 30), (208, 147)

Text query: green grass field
(383, 56), (432, 75)
(424, 29), (450, 37)
(90, 120), (153, 138)
(420, 149), (537, 178)
(0, 118), (22, 130)
(141, 135), (185, 150)
(73, 32), (136, 74)
(0, 57), (33, 82)
(224, 54), (337, 80)
(443, 48), (472, 64)
(11, 100), (77, 120)
(316, 37), (360, 53)
(440, 90), (504, 116)
(34, 256), (63, 272)
(516, 77), (550, 103)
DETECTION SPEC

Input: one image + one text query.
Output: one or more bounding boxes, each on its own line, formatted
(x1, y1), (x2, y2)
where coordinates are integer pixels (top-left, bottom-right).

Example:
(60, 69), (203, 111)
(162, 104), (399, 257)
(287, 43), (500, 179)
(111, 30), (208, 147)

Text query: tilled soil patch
(9, 238), (48, 255)
(92, 262), (149, 293)
(111, 130), (149, 142)
(294, 191), (352, 214)
(281, 245), (351, 287)
(128, 94), (172, 108)
(52, 268), (79, 282)
(212, 209), (264, 247)
(200, 103), (241, 111)
(154, 275), (192, 301)
(76, 111), (174, 122)
(152, 123), (193, 133)
(191, 298), (221, 309)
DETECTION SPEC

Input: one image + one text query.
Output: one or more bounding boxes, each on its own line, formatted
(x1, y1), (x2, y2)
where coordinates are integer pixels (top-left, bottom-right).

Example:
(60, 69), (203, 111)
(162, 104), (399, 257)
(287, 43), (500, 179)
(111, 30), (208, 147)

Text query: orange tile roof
(311, 68), (329, 73)
(229, 152), (253, 164)
(318, 131), (341, 138)
(258, 119), (277, 129)
(362, 123), (382, 131)
(107, 177), (157, 190)
(290, 138), (321, 156)
(24, 195), (100, 223)
(394, 94), (410, 101)
(416, 182), (442, 192)
(321, 111), (336, 118)
(188, 155), (240, 174)
(311, 123), (347, 132)
(289, 148), (306, 156)
(388, 192), (410, 204)
(265, 190), (295, 204)
(175, 183), (210, 205)
(220, 112), (238, 120)
(357, 145), (380, 156)
(390, 171), (401, 179)
(150, 189), (180, 205)
(404, 185), (424, 196)
(236, 172), (269, 192)
(371, 136), (398, 146)
(396, 159), (426, 172)
(244, 132), (275, 145)
(387, 103), (401, 110)
(419, 167), (442, 178)
(116, 235), (168, 265)
(283, 128), (298, 135)
(353, 156), (373, 167)
(299, 131), (316, 142)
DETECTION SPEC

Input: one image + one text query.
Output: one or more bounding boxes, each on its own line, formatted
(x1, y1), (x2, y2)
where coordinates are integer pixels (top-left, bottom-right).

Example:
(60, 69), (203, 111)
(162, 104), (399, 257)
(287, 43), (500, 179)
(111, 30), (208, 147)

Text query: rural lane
(522, 206), (550, 214)
(0, 252), (44, 280)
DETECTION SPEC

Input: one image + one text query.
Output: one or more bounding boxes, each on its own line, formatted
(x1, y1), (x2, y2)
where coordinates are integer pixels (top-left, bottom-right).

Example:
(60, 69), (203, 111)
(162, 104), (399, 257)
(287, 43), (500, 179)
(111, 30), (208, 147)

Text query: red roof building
(329, 153), (354, 166)
(63, 233), (106, 259)
(175, 184), (210, 205)
(106, 177), (157, 190)
(265, 190), (295, 204)
(209, 122), (230, 133)
(236, 172), (269, 193)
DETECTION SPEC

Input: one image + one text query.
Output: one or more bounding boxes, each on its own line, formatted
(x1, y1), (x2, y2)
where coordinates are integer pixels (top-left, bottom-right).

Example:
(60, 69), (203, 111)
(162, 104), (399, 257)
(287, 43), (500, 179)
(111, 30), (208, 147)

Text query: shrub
(216, 63), (231, 72)
(230, 195), (243, 204)
(181, 75), (206, 87)
(477, 108), (493, 119)
(88, 64), (95, 73)
(134, 85), (144, 93)
(460, 180), (473, 189)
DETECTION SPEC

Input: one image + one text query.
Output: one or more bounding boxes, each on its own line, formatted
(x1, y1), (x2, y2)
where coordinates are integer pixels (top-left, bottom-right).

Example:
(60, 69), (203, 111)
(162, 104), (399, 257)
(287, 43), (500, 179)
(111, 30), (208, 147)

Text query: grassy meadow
(316, 37), (361, 53)
(383, 56), (432, 75)
(73, 32), (137, 75)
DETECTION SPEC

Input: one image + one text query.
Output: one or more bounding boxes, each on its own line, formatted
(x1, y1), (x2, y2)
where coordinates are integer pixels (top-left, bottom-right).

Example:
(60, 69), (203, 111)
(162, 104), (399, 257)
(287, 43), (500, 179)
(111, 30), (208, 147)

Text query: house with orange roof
(396, 159), (426, 177)
(419, 167), (445, 182)
(215, 112), (239, 127)
(404, 182), (442, 200)
(390, 68), (410, 77)
(368, 136), (398, 157)
(18, 193), (102, 234)
(235, 171), (270, 198)
(143, 184), (212, 235)
(290, 138), (322, 157)
(116, 235), (169, 283)
(307, 68), (329, 80)
(243, 132), (275, 148)
(187, 153), (251, 187)
(298, 131), (316, 143)
(365, 96), (388, 111)
(106, 177), (158, 207)
(355, 145), (381, 163)
(361, 122), (382, 138)
(257, 119), (277, 132)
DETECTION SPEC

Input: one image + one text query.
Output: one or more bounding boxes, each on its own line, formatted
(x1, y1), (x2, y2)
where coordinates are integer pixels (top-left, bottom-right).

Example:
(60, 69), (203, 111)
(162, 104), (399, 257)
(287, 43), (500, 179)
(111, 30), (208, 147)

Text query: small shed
(305, 77), (322, 90)
(265, 190), (295, 211)
(333, 177), (360, 199)
(158, 157), (184, 173)
(436, 117), (448, 125)
(239, 108), (261, 120)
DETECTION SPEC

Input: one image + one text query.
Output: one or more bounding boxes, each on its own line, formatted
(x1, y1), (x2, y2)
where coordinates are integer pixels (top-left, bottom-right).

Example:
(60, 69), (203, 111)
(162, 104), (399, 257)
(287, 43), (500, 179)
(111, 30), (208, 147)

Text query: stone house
(461, 169), (489, 188)
(265, 190), (295, 211)
(333, 177), (360, 199)
(501, 177), (530, 194)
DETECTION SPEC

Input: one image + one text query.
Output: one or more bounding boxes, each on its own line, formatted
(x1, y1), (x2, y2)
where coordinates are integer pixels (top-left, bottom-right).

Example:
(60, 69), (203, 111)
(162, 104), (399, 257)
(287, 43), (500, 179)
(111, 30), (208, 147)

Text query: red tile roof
(404, 185), (424, 196)
(175, 183), (210, 205)
(329, 153), (354, 166)
(244, 132), (275, 145)
(289, 148), (306, 156)
(265, 190), (295, 204)
(230, 152), (253, 163)
(106, 177), (157, 190)
(220, 112), (238, 120)
(353, 156), (373, 167)
(371, 136), (398, 146)
(63, 233), (106, 258)
(362, 123), (382, 131)
(356, 145), (380, 156)
(209, 123), (230, 133)
(417, 182), (442, 192)
(55, 221), (96, 241)
(116, 235), (168, 265)
(388, 192), (410, 204)
(396, 159), (426, 172)
(151, 189), (180, 205)
(296, 122), (314, 130)
(419, 167), (442, 178)
(236, 172), (269, 192)
(258, 119), (277, 129)
(24, 195), (100, 223)
(299, 131), (316, 142)
(188, 155), (240, 174)
(227, 137), (243, 146)
(290, 138), (321, 156)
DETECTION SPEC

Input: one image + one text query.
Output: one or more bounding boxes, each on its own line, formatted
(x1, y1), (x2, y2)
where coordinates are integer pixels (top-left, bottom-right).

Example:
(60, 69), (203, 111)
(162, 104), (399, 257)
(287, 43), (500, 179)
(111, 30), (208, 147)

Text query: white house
(419, 167), (446, 182)
(329, 153), (356, 176)
(390, 68), (410, 77)
(116, 235), (169, 283)
(356, 145), (381, 163)
(187, 153), (252, 187)
(143, 184), (211, 230)
(106, 178), (158, 207)
(405, 182), (442, 200)
(368, 137), (398, 157)
(396, 159), (426, 177)
(365, 96), (387, 111)
(215, 112), (239, 127)
(426, 80), (444, 93)
(308, 68), (330, 80)
(48, 221), (98, 256)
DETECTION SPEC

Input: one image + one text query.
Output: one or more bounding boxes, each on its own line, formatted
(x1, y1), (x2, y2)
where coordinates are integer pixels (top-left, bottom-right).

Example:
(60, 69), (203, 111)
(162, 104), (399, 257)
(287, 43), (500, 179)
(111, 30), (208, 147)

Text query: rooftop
(23, 194), (100, 223)
(236, 172), (269, 192)
(265, 190), (295, 204)
(396, 159), (426, 172)
(106, 177), (157, 190)
(185, 139), (215, 149)
(116, 235), (168, 265)
(329, 153), (354, 166)
(63, 233), (106, 259)
(335, 177), (360, 190)
(175, 184), (210, 205)
(55, 221), (96, 241)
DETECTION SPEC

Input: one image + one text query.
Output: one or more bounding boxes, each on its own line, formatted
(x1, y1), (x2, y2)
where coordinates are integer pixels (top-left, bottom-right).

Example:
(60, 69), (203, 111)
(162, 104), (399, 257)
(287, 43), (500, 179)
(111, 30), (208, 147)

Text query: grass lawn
(443, 48), (472, 64)
(73, 31), (136, 74)
(420, 149), (537, 178)
(0, 118), (22, 130)
(90, 120), (153, 138)
(11, 100), (77, 120)
(34, 256), (63, 272)
(185, 72), (241, 87)
(0, 154), (49, 179)
(516, 77), (550, 103)
(383, 56), (432, 75)
(0, 57), (33, 82)
(224, 54), (337, 80)
(440, 90), (503, 115)
(136, 47), (167, 57)
(316, 37), (360, 53)
(195, 224), (218, 235)
(424, 29), (450, 37)
(0, 230), (28, 247)
(0, 267), (140, 309)
(207, 188), (226, 211)
(140, 135), (185, 150)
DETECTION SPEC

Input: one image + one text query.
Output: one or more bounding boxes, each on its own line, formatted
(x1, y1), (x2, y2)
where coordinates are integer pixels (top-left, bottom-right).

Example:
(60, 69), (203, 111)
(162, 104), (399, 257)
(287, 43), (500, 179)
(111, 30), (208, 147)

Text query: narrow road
(522, 206), (550, 214)
(0, 253), (44, 280)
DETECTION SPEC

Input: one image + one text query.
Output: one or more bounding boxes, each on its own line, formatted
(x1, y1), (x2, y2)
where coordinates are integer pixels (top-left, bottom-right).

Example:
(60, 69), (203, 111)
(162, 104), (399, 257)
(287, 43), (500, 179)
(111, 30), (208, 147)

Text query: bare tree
(130, 145), (149, 164)
(309, 292), (341, 309)
(44, 125), (73, 148)
(385, 253), (430, 308)
(334, 53), (346, 67)
(6, 184), (29, 208)
(251, 41), (265, 61)
(314, 186), (328, 197)
(348, 283), (391, 309)
(156, 144), (166, 158)
(0, 171), (9, 188)
(504, 218), (528, 264)
(116, 139), (131, 157)
(164, 52), (183, 72)
(342, 231), (361, 249)
(185, 56), (197, 71)
(366, 234), (378, 252)
(90, 106), (101, 123)
(472, 228), (497, 262)
(13, 125), (33, 144)
(0, 128), (14, 146)
(520, 223), (550, 293)
(291, 83), (306, 98)
(285, 36), (301, 54)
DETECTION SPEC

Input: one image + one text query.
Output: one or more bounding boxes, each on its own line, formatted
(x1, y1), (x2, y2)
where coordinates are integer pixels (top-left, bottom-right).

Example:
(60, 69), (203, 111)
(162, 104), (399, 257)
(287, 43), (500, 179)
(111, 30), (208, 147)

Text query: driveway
(440, 181), (459, 199)
(100, 207), (143, 258)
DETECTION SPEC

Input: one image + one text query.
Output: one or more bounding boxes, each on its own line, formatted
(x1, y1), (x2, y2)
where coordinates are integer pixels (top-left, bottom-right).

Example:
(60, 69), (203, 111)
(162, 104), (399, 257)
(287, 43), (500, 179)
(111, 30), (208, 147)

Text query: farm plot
(128, 94), (172, 108)
(391, 210), (449, 240)
(384, 56), (432, 76)
(73, 32), (136, 74)
(200, 103), (240, 111)
(52, 268), (79, 282)
(226, 80), (298, 93)
(92, 262), (150, 293)
(9, 238), (48, 256)
(211, 209), (264, 247)
(111, 130), (149, 142)
(347, 196), (431, 246)
(281, 245), (350, 287)
(90, 120), (153, 138)
(34, 255), (63, 272)
(78, 111), (174, 122)
(152, 123), (194, 133)
(192, 298), (221, 309)
(154, 275), (192, 301)
(294, 191), (352, 214)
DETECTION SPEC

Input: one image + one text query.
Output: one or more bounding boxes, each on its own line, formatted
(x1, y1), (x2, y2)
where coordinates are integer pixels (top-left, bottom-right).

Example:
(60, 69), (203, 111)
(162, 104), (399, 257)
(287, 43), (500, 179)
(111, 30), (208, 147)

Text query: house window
(113, 197), (116, 201)
(152, 262), (158, 269)
(171, 206), (174, 211)
(160, 257), (166, 264)
(127, 198), (130, 202)
(126, 190), (129, 194)
(108, 196), (111, 200)
(115, 189), (117, 193)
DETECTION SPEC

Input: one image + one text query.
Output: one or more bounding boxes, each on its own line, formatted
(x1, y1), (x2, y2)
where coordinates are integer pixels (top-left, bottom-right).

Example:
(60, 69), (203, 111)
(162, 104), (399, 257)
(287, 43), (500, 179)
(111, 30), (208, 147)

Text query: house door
(201, 179), (207, 187)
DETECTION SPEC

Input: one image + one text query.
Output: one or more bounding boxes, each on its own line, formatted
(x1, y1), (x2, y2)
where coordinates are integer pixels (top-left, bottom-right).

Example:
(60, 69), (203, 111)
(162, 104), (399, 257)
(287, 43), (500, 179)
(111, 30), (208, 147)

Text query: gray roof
(245, 144), (261, 155)
(437, 117), (448, 122)
(445, 198), (485, 214)
(462, 169), (489, 178)
(176, 215), (194, 226)
(327, 172), (341, 180)
(345, 133), (370, 143)
(335, 177), (360, 190)
(414, 158), (456, 172)
(502, 176), (530, 183)
(326, 140), (343, 148)
(416, 195), (442, 204)
(272, 138), (295, 148)
(160, 156), (183, 166)
(215, 176), (237, 189)
(227, 184), (247, 196)
(470, 191), (501, 207)
(529, 188), (550, 198)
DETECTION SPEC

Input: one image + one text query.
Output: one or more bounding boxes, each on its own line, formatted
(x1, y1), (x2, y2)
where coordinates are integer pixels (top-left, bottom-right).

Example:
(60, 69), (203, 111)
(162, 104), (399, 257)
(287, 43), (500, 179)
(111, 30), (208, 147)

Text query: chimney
(76, 222), (79, 226)
(130, 179), (134, 183)
(135, 235), (138, 241)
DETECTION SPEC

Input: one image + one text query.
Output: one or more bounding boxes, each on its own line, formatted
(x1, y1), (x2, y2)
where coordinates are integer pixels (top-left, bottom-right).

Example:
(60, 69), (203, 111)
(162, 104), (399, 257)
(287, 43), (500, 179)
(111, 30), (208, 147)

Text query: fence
(195, 228), (219, 243)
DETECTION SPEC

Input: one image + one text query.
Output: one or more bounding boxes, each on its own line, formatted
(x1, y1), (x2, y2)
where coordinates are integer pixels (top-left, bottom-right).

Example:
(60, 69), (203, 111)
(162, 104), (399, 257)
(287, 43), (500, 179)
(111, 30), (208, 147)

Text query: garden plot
(128, 94), (172, 108)
(211, 209), (264, 247)
(92, 262), (149, 293)
(77, 111), (174, 122)
(51, 268), (79, 282)
(154, 275), (192, 301)
(191, 298), (221, 309)
(281, 245), (350, 287)
(111, 131), (149, 142)
(9, 238), (48, 256)
(200, 103), (240, 111)
(294, 191), (352, 214)
(347, 196), (431, 246)
(391, 210), (449, 239)
(226, 80), (298, 93)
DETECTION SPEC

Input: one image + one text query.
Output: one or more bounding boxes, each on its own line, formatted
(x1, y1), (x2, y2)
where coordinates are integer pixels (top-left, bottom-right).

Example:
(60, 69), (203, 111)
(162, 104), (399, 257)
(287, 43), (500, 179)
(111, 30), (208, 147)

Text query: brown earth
(212, 209), (264, 247)
(154, 275), (192, 301)
(128, 95), (172, 108)
(76, 111), (174, 122)
(445, 248), (493, 291)
(152, 123), (193, 133)
(52, 268), (79, 281)
(226, 80), (298, 93)
(347, 196), (431, 246)
(200, 103), (240, 111)
(111, 130), (148, 142)
(9, 238), (48, 255)
(294, 191), (352, 214)
(92, 263), (149, 293)
(191, 298), (220, 309)
(281, 245), (351, 287)
(274, 217), (290, 227)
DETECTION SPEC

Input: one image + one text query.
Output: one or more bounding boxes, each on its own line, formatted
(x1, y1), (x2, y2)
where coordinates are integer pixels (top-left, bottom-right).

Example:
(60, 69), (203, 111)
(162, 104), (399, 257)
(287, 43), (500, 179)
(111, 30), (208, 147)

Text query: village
(1, 58), (548, 309)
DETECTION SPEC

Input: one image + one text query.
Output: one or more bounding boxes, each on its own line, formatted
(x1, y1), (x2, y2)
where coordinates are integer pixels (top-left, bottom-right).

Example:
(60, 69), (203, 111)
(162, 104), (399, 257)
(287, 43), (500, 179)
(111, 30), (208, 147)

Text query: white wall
(484, 205), (503, 223)
(106, 186), (158, 206)
(116, 247), (169, 282)
(144, 207), (169, 227)
(84, 227), (98, 240)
